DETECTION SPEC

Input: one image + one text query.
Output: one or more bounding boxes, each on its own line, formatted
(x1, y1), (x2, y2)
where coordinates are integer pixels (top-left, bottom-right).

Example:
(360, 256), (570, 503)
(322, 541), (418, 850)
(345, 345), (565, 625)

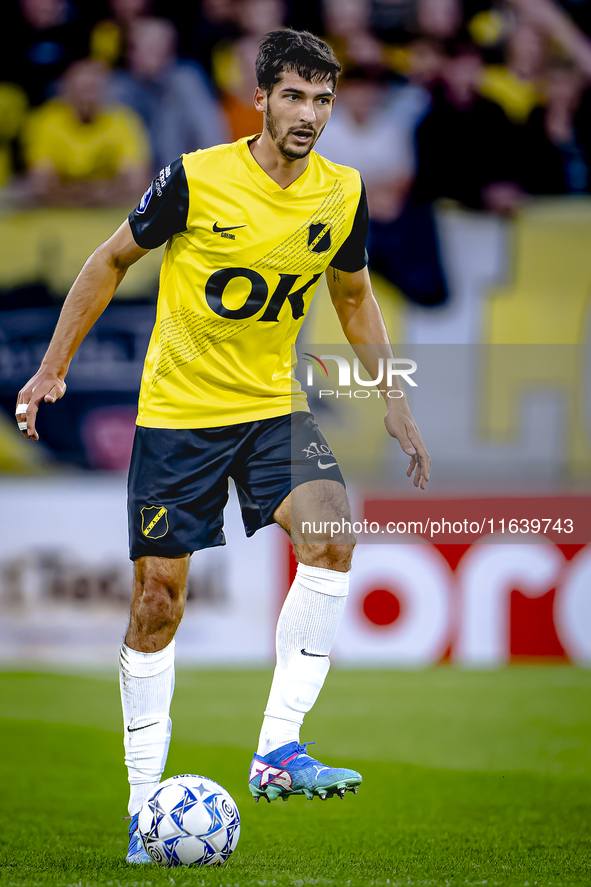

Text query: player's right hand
(15, 369), (66, 441)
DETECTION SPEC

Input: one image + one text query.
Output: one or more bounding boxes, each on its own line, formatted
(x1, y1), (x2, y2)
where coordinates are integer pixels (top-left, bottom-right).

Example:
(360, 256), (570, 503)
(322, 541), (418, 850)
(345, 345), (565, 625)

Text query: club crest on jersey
(308, 222), (331, 254)
(141, 505), (168, 538)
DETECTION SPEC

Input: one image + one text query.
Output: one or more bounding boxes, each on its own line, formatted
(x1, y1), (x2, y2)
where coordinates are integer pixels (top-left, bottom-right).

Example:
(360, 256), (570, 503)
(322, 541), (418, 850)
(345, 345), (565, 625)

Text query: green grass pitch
(0, 667), (590, 887)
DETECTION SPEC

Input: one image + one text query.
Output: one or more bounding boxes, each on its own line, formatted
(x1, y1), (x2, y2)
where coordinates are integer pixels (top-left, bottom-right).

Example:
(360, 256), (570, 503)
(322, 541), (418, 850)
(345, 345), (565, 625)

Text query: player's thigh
(274, 478), (355, 545)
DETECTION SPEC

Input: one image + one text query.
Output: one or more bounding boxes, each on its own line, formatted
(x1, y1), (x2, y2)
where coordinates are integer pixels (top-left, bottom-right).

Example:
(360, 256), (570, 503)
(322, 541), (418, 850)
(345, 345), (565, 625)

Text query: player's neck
(249, 133), (310, 190)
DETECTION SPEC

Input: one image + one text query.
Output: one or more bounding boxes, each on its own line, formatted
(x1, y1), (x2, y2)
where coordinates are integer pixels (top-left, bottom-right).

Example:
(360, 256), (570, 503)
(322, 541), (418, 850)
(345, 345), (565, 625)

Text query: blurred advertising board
(330, 533), (591, 668)
(0, 304), (155, 469)
(0, 208), (163, 299)
(0, 476), (278, 665)
(1, 477), (589, 667)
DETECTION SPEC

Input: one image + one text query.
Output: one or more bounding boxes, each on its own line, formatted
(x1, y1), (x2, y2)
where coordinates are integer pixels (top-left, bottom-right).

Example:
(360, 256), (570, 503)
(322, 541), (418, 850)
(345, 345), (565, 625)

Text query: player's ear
(253, 86), (267, 112)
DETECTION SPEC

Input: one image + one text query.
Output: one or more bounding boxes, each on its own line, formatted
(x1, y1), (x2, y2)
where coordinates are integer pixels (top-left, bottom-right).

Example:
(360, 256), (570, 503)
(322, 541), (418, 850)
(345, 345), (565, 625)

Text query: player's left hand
(384, 406), (430, 490)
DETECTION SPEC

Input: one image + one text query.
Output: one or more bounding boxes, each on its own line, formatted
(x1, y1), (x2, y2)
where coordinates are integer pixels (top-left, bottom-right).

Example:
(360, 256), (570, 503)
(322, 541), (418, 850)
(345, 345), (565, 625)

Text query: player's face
(262, 72), (335, 161)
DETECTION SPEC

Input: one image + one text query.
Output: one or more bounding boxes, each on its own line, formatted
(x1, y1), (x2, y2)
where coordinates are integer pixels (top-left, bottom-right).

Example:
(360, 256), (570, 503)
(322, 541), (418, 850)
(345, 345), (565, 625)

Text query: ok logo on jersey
(205, 268), (322, 322)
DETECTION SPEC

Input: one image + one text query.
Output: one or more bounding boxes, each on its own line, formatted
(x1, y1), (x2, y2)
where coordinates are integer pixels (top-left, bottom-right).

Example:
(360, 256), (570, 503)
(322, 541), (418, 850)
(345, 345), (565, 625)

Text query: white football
(138, 774), (240, 867)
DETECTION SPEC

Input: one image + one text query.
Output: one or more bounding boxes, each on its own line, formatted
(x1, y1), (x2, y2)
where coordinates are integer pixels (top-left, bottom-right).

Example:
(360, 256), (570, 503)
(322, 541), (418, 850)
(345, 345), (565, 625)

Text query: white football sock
(257, 562), (349, 756)
(119, 639), (175, 815)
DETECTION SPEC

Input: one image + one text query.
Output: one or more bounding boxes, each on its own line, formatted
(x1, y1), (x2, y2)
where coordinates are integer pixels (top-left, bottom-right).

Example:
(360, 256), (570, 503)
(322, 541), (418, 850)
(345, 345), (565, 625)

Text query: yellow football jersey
(129, 136), (368, 428)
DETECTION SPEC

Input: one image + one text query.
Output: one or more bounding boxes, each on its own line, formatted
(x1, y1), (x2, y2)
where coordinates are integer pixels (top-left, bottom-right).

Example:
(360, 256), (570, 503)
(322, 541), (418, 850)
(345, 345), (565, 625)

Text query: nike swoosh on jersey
(127, 722), (159, 732)
(318, 460), (338, 469)
(301, 648), (328, 657)
(213, 222), (247, 233)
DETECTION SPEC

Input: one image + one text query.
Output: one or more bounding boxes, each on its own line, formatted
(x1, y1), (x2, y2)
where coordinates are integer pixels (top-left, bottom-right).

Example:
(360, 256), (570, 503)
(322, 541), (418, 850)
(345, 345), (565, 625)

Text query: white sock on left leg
(119, 639), (176, 815)
(257, 563), (349, 756)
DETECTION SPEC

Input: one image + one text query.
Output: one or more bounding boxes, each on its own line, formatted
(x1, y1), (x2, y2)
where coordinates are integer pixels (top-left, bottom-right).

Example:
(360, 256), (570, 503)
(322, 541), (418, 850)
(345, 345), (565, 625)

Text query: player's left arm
(326, 264), (430, 489)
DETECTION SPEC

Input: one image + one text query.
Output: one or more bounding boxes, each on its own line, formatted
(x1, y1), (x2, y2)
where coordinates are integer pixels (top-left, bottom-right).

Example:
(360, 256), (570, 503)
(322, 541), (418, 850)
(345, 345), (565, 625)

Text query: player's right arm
(16, 220), (149, 441)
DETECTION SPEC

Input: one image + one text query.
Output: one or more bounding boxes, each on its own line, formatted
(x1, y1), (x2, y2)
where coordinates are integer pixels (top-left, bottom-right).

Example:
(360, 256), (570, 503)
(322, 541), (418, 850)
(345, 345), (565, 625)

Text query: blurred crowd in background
(1, 0), (591, 307)
(0, 0), (591, 305)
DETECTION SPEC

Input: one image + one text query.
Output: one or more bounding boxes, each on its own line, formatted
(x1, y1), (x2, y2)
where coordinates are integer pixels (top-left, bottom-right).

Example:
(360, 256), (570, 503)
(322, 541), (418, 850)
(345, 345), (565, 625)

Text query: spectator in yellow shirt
(478, 0), (591, 124)
(479, 21), (547, 123)
(22, 58), (150, 206)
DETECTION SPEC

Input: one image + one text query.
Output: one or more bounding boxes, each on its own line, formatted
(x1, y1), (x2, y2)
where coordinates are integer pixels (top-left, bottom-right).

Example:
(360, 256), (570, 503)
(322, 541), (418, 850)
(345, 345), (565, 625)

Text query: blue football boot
(249, 741), (362, 802)
(126, 812), (151, 863)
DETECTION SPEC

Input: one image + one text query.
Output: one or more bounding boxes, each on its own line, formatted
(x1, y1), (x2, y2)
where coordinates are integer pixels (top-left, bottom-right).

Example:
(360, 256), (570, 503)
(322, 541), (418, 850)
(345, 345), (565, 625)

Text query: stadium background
(0, 0), (590, 668)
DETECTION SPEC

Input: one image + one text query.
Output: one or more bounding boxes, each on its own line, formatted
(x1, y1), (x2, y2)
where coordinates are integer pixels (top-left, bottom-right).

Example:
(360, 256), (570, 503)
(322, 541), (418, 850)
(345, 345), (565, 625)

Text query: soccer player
(15, 29), (430, 862)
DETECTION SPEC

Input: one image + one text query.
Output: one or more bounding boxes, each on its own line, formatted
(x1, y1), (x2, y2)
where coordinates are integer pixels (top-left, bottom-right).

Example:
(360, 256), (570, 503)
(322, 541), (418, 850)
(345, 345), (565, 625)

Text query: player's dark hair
(256, 29), (341, 93)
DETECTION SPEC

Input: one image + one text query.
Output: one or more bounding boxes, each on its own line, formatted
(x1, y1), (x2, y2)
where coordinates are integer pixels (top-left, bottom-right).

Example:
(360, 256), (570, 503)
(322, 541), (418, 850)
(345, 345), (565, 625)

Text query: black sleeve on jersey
(128, 158), (190, 249)
(329, 178), (369, 273)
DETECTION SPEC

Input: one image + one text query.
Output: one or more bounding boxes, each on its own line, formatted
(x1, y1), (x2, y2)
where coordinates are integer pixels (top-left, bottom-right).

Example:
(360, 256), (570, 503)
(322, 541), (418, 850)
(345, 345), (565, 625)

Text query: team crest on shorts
(141, 505), (169, 538)
(308, 222), (331, 254)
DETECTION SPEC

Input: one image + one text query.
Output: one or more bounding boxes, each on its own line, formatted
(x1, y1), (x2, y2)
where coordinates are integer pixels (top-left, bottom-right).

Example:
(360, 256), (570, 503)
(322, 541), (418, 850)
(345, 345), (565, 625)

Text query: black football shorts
(127, 411), (345, 559)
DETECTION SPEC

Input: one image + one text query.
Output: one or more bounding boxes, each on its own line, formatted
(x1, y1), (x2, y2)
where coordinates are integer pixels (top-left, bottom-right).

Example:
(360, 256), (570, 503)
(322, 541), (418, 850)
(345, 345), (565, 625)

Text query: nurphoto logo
(302, 353), (417, 399)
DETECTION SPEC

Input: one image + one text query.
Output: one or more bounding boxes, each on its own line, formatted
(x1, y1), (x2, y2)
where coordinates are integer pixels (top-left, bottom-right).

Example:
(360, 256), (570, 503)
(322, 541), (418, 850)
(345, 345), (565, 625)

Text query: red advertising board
(284, 497), (591, 666)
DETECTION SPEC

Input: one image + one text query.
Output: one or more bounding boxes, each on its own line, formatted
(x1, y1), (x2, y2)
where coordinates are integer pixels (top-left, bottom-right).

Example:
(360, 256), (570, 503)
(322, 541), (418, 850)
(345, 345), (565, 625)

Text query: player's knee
(303, 541), (355, 572)
(135, 556), (187, 594)
(133, 558), (187, 628)
(135, 584), (184, 636)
